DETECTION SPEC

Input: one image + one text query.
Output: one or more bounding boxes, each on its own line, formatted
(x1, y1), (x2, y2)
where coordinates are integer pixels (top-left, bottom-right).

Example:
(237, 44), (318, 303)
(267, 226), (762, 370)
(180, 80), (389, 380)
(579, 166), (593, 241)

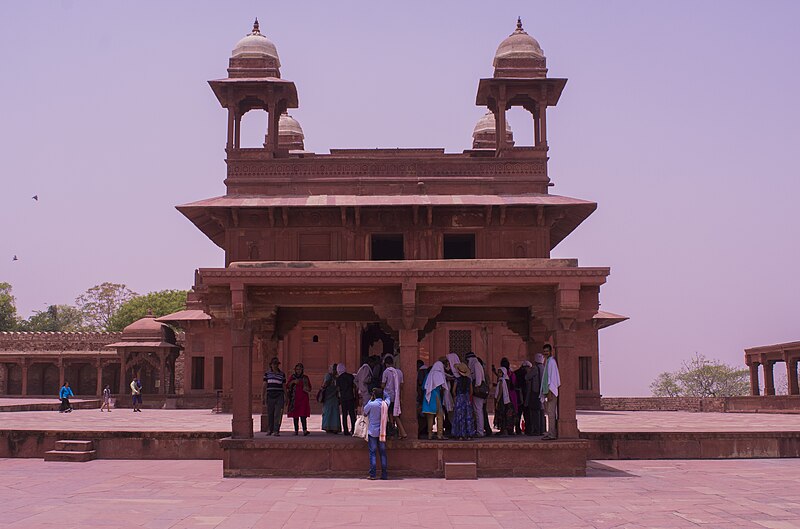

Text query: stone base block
(445, 462), (477, 480)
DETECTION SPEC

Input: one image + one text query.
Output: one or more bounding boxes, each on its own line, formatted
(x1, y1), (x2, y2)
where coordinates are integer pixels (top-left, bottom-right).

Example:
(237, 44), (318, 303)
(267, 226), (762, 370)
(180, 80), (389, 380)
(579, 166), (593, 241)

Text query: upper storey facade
(180, 19), (593, 265)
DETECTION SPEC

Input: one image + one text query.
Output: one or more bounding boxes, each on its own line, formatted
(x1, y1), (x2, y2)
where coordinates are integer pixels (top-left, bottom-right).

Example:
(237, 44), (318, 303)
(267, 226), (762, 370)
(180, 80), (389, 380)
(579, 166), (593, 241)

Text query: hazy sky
(1, 1), (798, 396)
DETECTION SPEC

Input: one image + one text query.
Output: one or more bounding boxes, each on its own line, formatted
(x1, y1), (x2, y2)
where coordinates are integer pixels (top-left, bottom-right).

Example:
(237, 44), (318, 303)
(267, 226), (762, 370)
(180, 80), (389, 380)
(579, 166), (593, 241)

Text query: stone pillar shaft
(763, 360), (775, 396)
(787, 359), (799, 396)
(398, 329), (419, 438)
(231, 326), (254, 438)
(749, 362), (760, 396)
(21, 361), (28, 396)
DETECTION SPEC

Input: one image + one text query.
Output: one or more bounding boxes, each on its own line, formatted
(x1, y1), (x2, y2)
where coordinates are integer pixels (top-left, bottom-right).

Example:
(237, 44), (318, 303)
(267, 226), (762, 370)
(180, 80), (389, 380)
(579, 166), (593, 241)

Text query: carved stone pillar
(230, 283), (254, 439)
(95, 359), (103, 396)
(554, 284), (581, 439)
(748, 362), (760, 396)
(763, 359), (775, 396)
(58, 358), (65, 388)
(398, 329), (419, 438)
(159, 351), (167, 395)
(21, 360), (29, 396)
(231, 325), (254, 438)
(785, 355), (799, 396)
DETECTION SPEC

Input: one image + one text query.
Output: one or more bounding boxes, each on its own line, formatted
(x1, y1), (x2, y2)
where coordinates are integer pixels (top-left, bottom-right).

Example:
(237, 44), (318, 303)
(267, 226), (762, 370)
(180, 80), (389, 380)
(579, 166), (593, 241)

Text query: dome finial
(252, 18), (261, 35)
(516, 17), (524, 32)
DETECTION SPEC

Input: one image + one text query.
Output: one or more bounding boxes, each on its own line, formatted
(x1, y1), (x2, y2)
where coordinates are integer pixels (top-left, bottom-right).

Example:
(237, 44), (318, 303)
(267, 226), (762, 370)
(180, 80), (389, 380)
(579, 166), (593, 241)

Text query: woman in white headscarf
(422, 359), (449, 440)
(494, 366), (514, 436)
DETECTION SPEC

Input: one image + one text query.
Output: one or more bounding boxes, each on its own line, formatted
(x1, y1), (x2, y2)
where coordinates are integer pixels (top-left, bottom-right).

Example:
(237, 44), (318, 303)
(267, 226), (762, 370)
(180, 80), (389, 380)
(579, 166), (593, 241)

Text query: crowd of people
(417, 344), (561, 440)
(260, 343), (561, 441)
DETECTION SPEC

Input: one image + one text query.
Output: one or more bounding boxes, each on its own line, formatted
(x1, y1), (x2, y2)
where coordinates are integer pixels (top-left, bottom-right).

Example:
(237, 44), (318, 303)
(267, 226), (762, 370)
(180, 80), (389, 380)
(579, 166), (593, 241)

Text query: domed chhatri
(493, 17), (548, 78)
(232, 18), (280, 62)
(277, 112), (305, 151)
(472, 111), (514, 149)
(227, 18), (282, 79)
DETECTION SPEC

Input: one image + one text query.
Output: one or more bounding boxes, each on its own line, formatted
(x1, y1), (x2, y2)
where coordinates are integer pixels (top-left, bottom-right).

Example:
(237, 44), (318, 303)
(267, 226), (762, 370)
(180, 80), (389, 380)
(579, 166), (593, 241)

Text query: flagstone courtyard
(1, 457), (799, 528)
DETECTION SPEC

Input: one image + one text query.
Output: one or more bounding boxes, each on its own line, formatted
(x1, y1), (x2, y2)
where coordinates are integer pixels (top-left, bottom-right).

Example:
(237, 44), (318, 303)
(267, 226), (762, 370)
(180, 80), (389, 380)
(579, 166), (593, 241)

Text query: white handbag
(352, 415), (369, 441)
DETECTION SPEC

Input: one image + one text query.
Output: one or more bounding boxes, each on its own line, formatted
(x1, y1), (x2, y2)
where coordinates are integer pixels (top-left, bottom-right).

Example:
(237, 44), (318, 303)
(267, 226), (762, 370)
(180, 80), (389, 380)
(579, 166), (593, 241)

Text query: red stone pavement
(1, 405), (799, 433)
(1, 458), (799, 528)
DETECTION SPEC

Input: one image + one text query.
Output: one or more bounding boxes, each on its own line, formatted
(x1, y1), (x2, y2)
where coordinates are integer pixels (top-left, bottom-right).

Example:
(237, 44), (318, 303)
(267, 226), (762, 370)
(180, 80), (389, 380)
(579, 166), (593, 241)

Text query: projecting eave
(476, 77), (568, 107)
(207, 77), (299, 109)
(592, 310), (629, 330)
(177, 193), (597, 250)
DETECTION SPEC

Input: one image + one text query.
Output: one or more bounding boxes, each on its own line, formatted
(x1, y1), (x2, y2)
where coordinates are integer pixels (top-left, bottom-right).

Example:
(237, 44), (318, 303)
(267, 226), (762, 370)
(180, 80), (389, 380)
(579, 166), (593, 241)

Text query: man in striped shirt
(263, 357), (286, 436)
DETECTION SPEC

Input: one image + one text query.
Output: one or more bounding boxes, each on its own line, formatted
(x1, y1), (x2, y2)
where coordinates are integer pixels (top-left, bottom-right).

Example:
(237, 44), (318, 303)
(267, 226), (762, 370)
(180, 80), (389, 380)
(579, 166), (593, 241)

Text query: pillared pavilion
(159, 18), (626, 476)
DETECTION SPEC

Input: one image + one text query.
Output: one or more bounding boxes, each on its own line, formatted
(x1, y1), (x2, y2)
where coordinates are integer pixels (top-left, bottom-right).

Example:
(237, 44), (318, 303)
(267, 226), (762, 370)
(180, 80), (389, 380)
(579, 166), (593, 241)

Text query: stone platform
(1, 408), (799, 476)
(221, 434), (588, 478)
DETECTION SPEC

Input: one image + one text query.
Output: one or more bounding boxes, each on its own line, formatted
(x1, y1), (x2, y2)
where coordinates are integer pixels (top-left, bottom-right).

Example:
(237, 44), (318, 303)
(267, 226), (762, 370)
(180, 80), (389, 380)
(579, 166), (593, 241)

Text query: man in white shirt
(540, 344), (561, 440)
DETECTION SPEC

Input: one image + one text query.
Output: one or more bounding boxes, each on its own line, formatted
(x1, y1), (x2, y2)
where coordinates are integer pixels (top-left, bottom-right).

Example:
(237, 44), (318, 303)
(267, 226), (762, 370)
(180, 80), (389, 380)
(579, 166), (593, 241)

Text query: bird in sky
(32, 195), (38, 201)
(12, 255), (18, 261)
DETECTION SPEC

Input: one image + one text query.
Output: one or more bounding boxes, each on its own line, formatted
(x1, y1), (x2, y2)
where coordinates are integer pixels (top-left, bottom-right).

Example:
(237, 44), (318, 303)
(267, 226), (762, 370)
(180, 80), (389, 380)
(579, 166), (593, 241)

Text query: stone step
(444, 462), (477, 480)
(55, 440), (95, 451)
(44, 450), (97, 462)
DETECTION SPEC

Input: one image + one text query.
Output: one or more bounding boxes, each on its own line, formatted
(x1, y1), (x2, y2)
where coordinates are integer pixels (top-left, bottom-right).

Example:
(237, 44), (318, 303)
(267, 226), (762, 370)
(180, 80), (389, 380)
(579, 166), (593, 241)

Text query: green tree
(650, 353), (749, 397)
(650, 371), (681, 397)
(106, 289), (188, 332)
(17, 304), (85, 332)
(0, 282), (17, 331)
(75, 282), (137, 331)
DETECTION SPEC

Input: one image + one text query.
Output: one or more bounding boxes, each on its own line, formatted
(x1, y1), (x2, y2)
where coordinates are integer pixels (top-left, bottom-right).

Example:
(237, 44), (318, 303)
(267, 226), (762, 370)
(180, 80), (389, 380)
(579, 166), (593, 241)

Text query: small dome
(277, 112), (305, 150)
(473, 111), (512, 136)
(122, 315), (162, 335)
(279, 113), (304, 138)
(232, 19), (281, 65)
(472, 111), (514, 149)
(494, 17), (544, 63)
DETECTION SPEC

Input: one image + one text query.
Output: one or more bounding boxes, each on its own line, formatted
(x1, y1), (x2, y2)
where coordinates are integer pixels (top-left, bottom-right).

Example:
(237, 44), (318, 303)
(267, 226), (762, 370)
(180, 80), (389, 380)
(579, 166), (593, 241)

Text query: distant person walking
(541, 344), (561, 440)
(59, 381), (74, 413)
(363, 387), (389, 480)
(130, 377), (142, 412)
(263, 357), (286, 435)
(100, 384), (112, 412)
(466, 352), (487, 437)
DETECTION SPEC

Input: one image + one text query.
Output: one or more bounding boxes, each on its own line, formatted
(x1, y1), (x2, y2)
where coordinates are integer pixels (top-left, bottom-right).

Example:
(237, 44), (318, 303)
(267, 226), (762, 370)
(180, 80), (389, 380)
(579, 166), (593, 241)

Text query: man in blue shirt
(363, 387), (389, 480)
(59, 381), (74, 413)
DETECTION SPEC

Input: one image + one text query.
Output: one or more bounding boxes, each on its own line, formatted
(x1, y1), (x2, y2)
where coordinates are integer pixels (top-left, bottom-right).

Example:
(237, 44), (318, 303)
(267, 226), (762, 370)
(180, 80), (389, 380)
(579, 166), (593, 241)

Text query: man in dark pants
(263, 357), (286, 436)
(364, 387), (389, 480)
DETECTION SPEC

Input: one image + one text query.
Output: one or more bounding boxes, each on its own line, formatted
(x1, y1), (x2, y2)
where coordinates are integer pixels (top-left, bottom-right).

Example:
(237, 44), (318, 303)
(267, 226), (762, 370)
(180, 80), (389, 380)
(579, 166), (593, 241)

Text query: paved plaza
(0, 458), (799, 528)
(1, 403), (799, 434)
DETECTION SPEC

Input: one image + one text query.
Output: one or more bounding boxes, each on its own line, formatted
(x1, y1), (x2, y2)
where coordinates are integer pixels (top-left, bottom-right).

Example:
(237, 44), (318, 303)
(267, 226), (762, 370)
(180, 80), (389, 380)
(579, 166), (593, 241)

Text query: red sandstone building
(153, 19), (626, 475)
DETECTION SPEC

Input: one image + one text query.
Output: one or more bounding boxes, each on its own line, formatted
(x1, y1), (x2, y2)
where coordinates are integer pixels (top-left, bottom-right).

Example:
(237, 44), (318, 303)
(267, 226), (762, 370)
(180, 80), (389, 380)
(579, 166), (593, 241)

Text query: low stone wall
(583, 431), (800, 460)
(601, 396), (800, 413)
(0, 430), (226, 459)
(601, 397), (725, 412)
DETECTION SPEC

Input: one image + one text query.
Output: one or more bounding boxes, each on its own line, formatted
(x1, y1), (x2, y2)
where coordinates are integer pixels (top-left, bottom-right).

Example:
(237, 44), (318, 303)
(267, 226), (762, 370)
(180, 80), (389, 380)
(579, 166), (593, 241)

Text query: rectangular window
(191, 357), (205, 390)
(371, 234), (404, 260)
(448, 330), (472, 356)
(213, 356), (223, 391)
(443, 234), (476, 259)
(579, 356), (592, 391)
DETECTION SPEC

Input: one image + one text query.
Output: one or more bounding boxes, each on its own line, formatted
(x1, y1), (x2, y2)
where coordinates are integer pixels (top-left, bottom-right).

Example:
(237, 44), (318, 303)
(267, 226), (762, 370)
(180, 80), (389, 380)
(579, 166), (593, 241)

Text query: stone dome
(231, 19), (281, 65)
(494, 18), (544, 63)
(121, 312), (174, 343)
(472, 111), (514, 149)
(279, 113), (304, 138)
(277, 112), (305, 150)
